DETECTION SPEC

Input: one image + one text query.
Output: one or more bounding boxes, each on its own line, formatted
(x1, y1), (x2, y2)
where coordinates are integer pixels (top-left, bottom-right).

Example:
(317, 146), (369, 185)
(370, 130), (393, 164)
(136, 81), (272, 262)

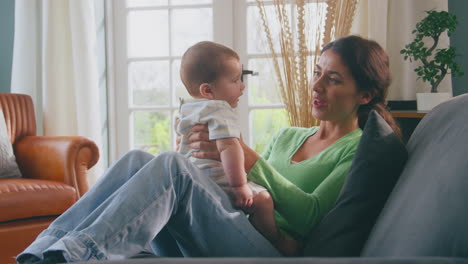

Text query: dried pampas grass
(256, 0), (358, 127)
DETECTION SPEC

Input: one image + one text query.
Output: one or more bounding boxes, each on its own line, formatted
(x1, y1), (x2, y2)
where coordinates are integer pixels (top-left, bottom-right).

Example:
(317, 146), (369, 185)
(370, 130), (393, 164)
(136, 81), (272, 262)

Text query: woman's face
(311, 49), (370, 123)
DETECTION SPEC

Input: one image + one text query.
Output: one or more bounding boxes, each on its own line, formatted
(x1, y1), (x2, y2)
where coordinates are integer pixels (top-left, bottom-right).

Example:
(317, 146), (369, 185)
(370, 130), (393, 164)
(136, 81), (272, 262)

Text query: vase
(416, 92), (452, 111)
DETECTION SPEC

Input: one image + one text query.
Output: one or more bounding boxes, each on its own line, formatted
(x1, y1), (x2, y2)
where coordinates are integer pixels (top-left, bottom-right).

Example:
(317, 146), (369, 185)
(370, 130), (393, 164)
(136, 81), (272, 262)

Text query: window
(109, 0), (323, 161)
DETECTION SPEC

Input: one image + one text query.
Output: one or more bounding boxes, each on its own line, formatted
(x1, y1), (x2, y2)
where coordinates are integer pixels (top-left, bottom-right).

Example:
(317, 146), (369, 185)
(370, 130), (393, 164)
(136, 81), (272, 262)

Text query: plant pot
(416, 92), (452, 111)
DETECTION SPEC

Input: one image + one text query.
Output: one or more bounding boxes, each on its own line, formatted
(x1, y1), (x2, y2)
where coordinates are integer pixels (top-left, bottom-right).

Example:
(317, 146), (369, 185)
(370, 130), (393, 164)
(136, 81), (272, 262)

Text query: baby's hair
(180, 41), (240, 96)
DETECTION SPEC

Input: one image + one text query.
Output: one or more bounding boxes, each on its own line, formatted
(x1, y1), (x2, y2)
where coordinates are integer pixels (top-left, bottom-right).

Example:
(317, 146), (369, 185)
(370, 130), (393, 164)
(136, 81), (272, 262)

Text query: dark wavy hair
(321, 35), (402, 138)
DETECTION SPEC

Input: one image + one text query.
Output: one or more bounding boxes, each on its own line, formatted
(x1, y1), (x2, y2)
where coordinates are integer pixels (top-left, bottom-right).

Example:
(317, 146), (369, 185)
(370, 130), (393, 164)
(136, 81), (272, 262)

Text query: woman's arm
(248, 151), (355, 238)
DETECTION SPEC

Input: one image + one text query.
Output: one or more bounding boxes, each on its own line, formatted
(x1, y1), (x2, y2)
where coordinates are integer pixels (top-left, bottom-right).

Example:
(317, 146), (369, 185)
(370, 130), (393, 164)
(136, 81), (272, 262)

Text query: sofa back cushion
(303, 110), (407, 256)
(362, 94), (468, 257)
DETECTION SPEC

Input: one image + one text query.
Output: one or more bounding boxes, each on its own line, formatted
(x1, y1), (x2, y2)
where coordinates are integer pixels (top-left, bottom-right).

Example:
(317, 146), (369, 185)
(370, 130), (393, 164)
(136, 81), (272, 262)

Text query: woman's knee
(103, 150), (153, 180)
(157, 151), (186, 164)
(152, 152), (192, 177)
(122, 151), (187, 172)
(151, 152), (196, 192)
(121, 149), (153, 162)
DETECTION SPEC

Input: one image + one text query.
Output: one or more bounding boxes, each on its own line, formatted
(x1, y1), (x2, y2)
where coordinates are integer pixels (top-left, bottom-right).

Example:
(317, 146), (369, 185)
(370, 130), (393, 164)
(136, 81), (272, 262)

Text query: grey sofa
(76, 93), (468, 264)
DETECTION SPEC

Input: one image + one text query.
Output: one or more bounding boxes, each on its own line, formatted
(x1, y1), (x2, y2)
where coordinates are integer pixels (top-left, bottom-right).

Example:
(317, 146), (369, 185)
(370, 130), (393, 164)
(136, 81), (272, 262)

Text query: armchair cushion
(0, 179), (77, 222)
(0, 109), (21, 179)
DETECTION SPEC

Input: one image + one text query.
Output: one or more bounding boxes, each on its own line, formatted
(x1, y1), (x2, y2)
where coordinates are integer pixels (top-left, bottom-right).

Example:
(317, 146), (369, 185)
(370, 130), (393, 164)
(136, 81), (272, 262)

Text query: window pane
(250, 109), (289, 153)
(170, 0), (212, 5)
(128, 10), (169, 57)
(301, 2), (328, 49)
(171, 8), (213, 56)
(127, 0), (168, 7)
(129, 61), (170, 106)
(172, 59), (191, 105)
(248, 58), (284, 105)
(247, 4), (291, 54)
(247, 0), (275, 4)
(133, 111), (172, 155)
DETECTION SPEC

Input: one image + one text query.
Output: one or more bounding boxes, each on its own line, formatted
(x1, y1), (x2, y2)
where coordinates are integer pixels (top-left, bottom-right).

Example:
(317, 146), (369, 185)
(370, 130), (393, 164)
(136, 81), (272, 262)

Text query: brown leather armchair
(0, 93), (99, 263)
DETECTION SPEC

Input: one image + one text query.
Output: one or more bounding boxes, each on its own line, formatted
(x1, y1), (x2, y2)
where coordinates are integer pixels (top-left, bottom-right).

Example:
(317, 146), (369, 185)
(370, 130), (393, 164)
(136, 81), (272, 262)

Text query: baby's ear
(199, 83), (214, 99)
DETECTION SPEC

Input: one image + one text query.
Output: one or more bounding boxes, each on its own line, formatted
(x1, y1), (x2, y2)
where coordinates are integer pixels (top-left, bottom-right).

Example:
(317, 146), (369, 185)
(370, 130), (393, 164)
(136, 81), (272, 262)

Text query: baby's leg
(249, 191), (281, 243)
(249, 191), (302, 256)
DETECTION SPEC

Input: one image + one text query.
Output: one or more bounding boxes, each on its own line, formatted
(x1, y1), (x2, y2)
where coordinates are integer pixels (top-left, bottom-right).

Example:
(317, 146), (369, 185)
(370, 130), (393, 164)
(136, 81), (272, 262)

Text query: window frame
(106, 0), (288, 162)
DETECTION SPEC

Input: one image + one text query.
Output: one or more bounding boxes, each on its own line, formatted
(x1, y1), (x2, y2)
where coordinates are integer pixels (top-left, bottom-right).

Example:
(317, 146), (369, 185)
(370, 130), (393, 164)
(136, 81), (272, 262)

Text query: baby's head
(180, 41), (245, 107)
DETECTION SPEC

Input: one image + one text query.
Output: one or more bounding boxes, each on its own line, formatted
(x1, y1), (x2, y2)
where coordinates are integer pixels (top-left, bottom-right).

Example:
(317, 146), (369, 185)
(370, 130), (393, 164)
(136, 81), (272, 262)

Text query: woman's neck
(316, 118), (359, 140)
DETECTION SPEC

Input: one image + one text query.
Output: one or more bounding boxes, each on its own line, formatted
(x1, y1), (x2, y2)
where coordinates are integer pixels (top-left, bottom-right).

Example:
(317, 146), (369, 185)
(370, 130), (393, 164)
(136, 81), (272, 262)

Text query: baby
(176, 41), (299, 256)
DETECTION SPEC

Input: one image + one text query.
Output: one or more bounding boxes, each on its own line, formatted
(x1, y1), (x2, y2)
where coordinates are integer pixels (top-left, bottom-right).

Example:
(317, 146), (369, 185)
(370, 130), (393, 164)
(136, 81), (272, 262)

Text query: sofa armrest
(13, 136), (99, 198)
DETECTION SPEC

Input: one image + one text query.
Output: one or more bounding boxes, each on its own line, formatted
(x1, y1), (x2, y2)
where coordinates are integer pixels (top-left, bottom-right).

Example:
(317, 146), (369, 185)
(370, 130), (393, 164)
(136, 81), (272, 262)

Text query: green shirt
(247, 126), (362, 240)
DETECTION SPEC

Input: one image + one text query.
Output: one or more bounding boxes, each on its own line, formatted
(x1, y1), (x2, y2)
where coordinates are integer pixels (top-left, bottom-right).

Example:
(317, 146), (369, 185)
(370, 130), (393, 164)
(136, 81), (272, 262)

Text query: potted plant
(400, 10), (464, 111)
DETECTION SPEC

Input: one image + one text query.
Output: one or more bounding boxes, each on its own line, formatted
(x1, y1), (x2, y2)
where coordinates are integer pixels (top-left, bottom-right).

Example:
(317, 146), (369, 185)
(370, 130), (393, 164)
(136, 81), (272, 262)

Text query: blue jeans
(17, 150), (280, 262)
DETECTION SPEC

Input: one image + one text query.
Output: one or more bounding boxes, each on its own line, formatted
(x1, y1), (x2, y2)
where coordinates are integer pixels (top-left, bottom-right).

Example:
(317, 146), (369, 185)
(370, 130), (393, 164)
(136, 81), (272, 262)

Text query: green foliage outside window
(251, 108), (289, 154)
(133, 111), (171, 155)
(250, 87), (289, 154)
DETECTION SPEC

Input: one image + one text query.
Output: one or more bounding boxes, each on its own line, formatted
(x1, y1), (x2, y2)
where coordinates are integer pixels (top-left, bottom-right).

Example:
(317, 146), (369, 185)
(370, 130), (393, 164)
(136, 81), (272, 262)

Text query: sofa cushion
(304, 110), (407, 256)
(362, 94), (468, 257)
(0, 179), (77, 222)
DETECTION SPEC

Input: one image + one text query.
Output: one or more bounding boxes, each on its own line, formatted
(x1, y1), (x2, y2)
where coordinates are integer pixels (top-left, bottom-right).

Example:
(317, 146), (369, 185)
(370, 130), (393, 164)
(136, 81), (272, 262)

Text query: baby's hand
(231, 185), (253, 210)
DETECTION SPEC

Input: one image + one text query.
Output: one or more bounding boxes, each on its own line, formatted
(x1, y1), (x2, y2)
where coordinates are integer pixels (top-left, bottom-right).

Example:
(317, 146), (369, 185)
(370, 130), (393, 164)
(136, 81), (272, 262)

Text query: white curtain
(351, 0), (451, 100)
(11, 0), (104, 184)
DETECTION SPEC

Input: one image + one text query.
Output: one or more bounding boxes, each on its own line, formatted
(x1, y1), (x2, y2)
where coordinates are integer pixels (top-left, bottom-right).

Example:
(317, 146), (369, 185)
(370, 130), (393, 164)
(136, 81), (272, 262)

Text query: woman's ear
(199, 83), (214, 99)
(359, 91), (373, 105)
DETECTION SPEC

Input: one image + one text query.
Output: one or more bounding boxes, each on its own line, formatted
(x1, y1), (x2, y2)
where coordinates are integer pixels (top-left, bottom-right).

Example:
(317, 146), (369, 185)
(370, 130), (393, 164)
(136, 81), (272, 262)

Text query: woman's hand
(188, 124), (220, 161)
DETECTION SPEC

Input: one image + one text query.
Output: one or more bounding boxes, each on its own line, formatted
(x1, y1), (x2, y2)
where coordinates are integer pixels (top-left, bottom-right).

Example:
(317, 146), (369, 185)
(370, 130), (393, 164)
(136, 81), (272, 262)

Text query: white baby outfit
(177, 98), (265, 193)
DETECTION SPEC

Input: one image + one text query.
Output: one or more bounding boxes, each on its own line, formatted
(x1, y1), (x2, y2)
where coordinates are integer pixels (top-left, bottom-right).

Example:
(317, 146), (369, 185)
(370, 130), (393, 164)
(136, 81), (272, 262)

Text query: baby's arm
(216, 137), (253, 208)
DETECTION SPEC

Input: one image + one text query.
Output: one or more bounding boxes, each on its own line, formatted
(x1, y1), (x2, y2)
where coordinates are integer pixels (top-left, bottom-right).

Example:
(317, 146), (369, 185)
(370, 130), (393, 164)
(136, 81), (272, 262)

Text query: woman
(17, 35), (400, 263)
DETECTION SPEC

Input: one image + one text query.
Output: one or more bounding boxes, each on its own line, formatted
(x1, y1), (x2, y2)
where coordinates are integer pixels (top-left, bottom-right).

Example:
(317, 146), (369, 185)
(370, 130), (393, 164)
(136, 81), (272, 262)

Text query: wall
(0, 0), (14, 93)
(449, 0), (468, 96)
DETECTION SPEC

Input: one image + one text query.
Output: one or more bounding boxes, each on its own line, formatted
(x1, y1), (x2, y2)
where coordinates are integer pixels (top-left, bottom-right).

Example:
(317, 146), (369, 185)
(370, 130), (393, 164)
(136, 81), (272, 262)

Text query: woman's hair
(180, 41), (240, 96)
(321, 35), (402, 138)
